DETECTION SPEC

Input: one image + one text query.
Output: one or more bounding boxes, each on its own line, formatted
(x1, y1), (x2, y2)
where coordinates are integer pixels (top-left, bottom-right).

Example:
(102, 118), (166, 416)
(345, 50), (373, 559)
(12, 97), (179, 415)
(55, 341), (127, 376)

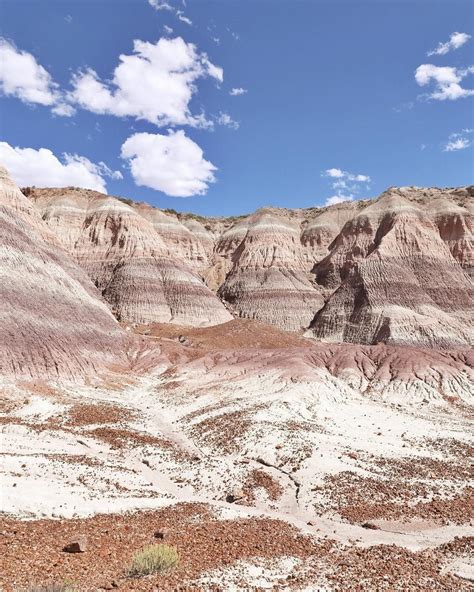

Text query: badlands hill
(25, 182), (474, 348)
(1, 166), (473, 590)
(0, 167), (124, 380)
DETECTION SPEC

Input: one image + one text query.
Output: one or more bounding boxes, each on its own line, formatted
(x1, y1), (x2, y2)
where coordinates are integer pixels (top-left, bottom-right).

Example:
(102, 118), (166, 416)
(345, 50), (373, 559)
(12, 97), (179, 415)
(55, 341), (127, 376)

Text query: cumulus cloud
(121, 130), (216, 197)
(69, 37), (222, 127)
(443, 128), (473, 151)
(229, 87), (247, 96)
(0, 142), (121, 192)
(325, 195), (354, 206)
(322, 168), (370, 206)
(415, 64), (474, 100)
(427, 32), (471, 56)
(0, 38), (73, 116)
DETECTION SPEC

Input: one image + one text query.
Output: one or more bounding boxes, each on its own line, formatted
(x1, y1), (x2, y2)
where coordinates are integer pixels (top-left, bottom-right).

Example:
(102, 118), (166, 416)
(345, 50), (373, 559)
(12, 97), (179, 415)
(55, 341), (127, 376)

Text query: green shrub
(126, 544), (179, 577)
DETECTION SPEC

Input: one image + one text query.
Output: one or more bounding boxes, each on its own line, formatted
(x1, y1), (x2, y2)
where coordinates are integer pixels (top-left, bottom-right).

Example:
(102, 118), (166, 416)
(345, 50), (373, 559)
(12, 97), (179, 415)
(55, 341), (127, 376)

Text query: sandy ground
(1, 322), (473, 590)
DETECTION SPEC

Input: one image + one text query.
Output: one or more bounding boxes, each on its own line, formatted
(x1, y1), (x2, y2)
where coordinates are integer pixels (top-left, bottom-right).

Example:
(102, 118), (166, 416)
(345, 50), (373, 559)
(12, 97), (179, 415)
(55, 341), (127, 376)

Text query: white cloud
(393, 101), (415, 113)
(0, 38), (73, 116)
(149, 0), (192, 26)
(216, 111), (239, 130)
(230, 87), (247, 96)
(322, 168), (370, 206)
(444, 138), (471, 151)
(163, 25), (174, 35)
(51, 102), (76, 117)
(228, 28), (240, 41)
(427, 32), (471, 56)
(325, 195), (354, 206)
(323, 168), (371, 183)
(69, 37), (222, 127)
(325, 168), (344, 178)
(415, 64), (474, 100)
(149, 0), (174, 10)
(443, 128), (473, 151)
(121, 130), (216, 197)
(0, 142), (121, 192)
(176, 11), (192, 25)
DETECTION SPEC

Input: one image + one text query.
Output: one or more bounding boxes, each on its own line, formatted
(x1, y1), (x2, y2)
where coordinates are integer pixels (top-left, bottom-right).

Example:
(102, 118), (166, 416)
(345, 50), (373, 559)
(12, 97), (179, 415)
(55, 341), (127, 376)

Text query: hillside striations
(2, 168), (474, 590)
(23, 183), (474, 347)
(309, 189), (474, 347)
(216, 210), (325, 331)
(29, 187), (232, 327)
(0, 167), (123, 380)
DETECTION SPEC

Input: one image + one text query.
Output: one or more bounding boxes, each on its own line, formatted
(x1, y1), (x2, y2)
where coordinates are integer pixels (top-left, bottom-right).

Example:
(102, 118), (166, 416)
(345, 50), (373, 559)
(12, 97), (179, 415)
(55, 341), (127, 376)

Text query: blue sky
(0, 0), (473, 216)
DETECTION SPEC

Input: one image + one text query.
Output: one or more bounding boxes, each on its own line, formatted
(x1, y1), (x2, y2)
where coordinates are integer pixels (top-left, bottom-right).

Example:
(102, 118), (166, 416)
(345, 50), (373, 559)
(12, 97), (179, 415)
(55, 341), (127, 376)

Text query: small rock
(361, 521), (380, 530)
(226, 487), (244, 503)
(154, 527), (170, 540)
(63, 535), (87, 553)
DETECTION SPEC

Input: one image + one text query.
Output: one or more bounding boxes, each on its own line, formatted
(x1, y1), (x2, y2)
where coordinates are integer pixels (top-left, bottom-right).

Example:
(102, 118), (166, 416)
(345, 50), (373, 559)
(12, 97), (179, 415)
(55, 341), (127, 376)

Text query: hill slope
(26, 183), (473, 347)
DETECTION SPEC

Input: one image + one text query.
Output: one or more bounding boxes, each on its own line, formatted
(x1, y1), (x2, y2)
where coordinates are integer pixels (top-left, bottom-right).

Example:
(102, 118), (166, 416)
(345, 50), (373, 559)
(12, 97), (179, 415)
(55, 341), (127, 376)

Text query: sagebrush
(126, 543), (179, 577)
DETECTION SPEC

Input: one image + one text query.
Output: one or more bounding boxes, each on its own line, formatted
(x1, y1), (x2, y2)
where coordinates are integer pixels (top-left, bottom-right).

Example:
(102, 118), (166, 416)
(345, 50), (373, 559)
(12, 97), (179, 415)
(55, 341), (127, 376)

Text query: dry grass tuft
(126, 544), (179, 577)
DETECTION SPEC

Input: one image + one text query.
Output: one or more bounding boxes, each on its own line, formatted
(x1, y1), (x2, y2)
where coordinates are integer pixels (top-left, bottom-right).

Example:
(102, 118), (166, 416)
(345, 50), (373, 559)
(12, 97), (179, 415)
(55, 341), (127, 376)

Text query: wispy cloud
(148, 0), (193, 26)
(393, 100), (414, 113)
(322, 168), (370, 206)
(427, 32), (471, 56)
(148, 0), (174, 10)
(443, 128), (473, 151)
(229, 87), (247, 96)
(216, 111), (239, 130)
(176, 11), (192, 25)
(324, 168), (370, 183)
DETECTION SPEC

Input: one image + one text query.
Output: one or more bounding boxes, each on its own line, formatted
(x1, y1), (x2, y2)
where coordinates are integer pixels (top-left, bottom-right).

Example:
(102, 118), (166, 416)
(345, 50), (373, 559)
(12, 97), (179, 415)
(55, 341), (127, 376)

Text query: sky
(0, 0), (473, 216)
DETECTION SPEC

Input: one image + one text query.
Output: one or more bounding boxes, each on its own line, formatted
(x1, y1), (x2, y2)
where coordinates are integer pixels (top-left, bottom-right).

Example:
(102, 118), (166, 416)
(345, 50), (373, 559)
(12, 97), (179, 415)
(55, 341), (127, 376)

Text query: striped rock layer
(0, 167), (123, 380)
(28, 188), (232, 327)
(24, 184), (474, 347)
